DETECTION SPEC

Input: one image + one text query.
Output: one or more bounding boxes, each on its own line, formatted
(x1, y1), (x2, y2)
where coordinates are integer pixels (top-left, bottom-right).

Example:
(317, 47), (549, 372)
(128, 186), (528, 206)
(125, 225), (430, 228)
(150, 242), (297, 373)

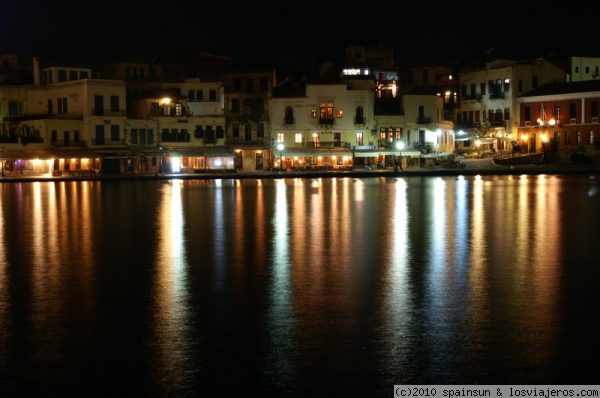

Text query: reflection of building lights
(548, 118), (556, 126)
(537, 118), (544, 126)
(171, 156), (181, 173)
(521, 133), (529, 141)
(293, 156), (298, 161)
(256, 150), (262, 154)
(541, 133), (549, 143)
(332, 156), (337, 160)
(317, 156), (323, 160)
(343, 156), (349, 161)
(214, 159), (222, 167)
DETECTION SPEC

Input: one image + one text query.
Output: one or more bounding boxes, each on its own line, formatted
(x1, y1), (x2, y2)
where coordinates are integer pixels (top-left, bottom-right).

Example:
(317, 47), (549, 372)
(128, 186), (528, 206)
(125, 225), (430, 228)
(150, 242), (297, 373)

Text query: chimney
(33, 56), (41, 85)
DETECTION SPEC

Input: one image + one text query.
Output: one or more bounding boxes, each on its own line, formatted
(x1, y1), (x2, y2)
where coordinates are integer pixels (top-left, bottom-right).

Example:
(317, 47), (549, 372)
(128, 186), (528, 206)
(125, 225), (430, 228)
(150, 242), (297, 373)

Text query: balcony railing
(354, 117), (365, 125)
(489, 93), (505, 100)
(284, 117), (295, 125)
(91, 109), (126, 116)
(51, 139), (85, 147)
(91, 138), (126, 146)
(318, 118), (335, 125)
(462, 95), (481, 102)
(305, 141), (351, 148)
(0, 136), (19, 143)
(417, 117), (432, 124)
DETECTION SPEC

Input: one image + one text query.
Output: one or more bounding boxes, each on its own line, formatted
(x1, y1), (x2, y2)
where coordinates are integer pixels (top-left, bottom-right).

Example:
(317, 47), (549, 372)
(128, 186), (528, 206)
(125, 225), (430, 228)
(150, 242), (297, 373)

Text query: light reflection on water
(0, 175), (599, 395)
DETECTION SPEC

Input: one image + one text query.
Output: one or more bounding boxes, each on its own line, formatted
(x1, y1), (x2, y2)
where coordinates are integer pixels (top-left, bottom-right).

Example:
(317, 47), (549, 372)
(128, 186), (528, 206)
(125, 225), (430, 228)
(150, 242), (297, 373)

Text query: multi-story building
(224, 69), (275, 171)
(128, 78), (231, 173)
(457, 58), (565, 151)
(517, 80), (600, 153)
(270, 81), (374, 170)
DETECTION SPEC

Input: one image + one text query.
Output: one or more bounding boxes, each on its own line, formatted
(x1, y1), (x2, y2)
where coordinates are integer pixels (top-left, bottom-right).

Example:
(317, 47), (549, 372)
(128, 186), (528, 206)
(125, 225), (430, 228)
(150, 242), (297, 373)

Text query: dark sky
(1, 0), (599, 68)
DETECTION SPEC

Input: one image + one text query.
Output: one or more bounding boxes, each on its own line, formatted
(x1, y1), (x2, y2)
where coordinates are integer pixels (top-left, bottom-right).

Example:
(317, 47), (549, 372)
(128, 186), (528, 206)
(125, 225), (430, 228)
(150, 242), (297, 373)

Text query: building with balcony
(457, 58), (565, 151)
(270, 80), (374, 170)
(517, 80), (600, 153)
(224, 69), (275, 171)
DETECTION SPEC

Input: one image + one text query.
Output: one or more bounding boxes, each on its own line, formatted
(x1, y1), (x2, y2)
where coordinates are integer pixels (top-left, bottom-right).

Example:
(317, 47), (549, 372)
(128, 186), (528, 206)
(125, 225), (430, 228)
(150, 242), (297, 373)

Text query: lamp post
(276, 142), (284, 172)
(395, 141), (405, 171)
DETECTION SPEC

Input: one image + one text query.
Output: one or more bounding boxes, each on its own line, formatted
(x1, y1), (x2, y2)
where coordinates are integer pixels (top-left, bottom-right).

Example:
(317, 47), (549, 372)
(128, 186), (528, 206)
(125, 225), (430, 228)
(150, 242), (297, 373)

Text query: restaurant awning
(2, 149), (53, 159)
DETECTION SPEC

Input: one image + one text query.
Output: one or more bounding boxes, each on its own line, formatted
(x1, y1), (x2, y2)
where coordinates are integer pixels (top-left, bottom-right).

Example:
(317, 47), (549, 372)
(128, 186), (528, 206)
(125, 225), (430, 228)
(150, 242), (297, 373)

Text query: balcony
(354, 116), (365, 125)
(489, 93), (505, 100)
(284, 117), (295, 125)
(318, 118), (335, 125)
(417, 117), (432, 124)
(462, 94), (481, 102)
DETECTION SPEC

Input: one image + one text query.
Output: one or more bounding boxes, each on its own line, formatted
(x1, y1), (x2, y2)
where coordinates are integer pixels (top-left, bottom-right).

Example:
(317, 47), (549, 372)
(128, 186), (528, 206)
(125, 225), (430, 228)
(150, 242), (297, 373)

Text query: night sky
(1, 0), (599, 68)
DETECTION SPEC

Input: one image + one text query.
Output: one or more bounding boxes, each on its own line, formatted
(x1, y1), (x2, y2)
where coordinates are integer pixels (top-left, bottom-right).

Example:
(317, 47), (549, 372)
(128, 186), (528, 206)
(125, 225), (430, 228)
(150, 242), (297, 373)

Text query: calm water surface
(1, 176), (599, 397)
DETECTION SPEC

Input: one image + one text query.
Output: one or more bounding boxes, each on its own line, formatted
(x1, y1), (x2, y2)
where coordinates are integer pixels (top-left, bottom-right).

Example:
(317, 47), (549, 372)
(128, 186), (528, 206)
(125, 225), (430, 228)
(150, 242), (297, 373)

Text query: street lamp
(395, 141), (405, 170)
(276, 142), (284, 172)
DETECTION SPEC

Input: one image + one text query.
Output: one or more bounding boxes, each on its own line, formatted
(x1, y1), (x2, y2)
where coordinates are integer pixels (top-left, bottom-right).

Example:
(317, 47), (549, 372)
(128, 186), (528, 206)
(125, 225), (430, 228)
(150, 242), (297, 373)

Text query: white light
(457, 130), (466, 136)
(171, 156), (181, 173)
(343, 68), (361, 76)
(449, 75), (453, 80)
(548, 118), (556, 126)
(445, 90), (451, 96)
(436, 129), (442, 136)
(537, 118), (544, 126)
(160, 97), (172, 105)
(395, 141), (405, 150)
(363, 68), (370, 75)
(505, 78), (510, 83)
(215, 159), (222, 167)
(276, 143), (284, 151)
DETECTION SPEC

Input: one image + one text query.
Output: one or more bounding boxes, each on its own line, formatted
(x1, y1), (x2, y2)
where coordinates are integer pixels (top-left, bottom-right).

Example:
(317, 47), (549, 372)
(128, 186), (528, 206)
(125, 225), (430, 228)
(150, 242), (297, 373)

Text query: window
(575, 66), (579, 73)
(246, 78), (254, 91)
(461, 85), (467, 97)
(110, 96), (119, 112)
(194, 125), (204, 139)
(518, 79), (523, 92)
(175, 104), (182, 117)
(216, 126), (225, 139)
(139, 129), (146, 145)
(591, 102), (598, 118)
(554, 105), (561, 120)
(577, 131), (582, 144)
(355, 106), (364, 124)
(69, 70), (78, 80)
(188, 90), (195, 101)
(257, 123), (264, 138)
(244, 99), (252, 115)
(260, 78), (268, 91)
(233, 78), (241, 91)
(285, 106), (294, 124)
(504, 108), (510, 121)
(312, 132), (320, 147)
(524, 106), (531, 121)
(196, 90), (203, 101)
(209, 89), (217, 101)
(480, 82), (486, 96)
(254, 99), (264, 114)
(566, 131), (571, 145)
(488, 110), (494, 122)
(532, 75), (538, 89)
(394, 128), (402, 140)
(336, 109), (343, 118)
(277, 132), (284, 143)
(554, 131), (560, 142)
(311, 109), (317, 118)
(232, 123), (240, 137)
(504, 80), (510, 92)
(470, 83), (476, 97)
(51, 130), (57, 143)
(590, 131), (595, 145)
(380, 128), (386, 140)
(295, 133), (303, 143)
(111, 125), (120, 142)
(585, 66), (590, 74)
(58, 69), (67, 82)
(569, 103), (577, 119)
(244, 123), (252, 141)
(356, 131), (363, 145)
(231, 99), (240, 113)
(94, 95), (103, 115)
(423, 69), (429, 83)
(319, 102), (334, 123)
(130, 129), (138, 144)
(475, 110), (480, 123)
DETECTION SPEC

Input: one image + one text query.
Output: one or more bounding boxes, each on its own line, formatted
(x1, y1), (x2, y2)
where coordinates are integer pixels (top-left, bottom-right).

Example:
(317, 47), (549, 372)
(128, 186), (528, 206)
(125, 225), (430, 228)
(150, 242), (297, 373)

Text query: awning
(192, 147), (235, 158)
(2, 149), (53, 159)
(49, 148), (99, 158)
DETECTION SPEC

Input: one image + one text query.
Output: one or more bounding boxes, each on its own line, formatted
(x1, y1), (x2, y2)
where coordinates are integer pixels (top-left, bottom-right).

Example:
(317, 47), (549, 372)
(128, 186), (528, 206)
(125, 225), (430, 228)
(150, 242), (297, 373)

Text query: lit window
(336, 109), (343, 117)
(277, 133), (284, 143)
(311, 109), (317, 118)
(295, 133), (303, 143)
(356, 132), (363, 145)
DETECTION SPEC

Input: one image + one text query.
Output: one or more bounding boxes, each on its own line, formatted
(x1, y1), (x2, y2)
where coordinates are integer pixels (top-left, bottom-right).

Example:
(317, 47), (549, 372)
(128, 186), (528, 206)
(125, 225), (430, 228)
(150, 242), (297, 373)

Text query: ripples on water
(0, 176), (599, 396)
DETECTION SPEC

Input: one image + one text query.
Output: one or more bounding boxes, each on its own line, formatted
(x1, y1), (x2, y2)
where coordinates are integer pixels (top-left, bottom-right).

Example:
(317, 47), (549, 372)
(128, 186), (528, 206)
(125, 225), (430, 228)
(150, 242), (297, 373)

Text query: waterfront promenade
(1, 158), (598, 183)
